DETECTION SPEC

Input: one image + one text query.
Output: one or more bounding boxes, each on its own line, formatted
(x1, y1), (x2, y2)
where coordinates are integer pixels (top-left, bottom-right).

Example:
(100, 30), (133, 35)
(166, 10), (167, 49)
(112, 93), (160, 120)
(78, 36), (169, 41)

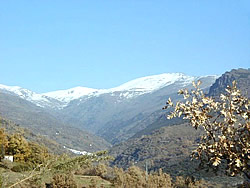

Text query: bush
(75, 163), (109, 178)
(147, 169), (172, 188)
(11, 162), (32, 172)
(93, 163), (108, 177)
(112, 166), (147, 187)
(0, 173), (3, 188)
(0, 160), (14, 169)
(51, 173), (77, 188)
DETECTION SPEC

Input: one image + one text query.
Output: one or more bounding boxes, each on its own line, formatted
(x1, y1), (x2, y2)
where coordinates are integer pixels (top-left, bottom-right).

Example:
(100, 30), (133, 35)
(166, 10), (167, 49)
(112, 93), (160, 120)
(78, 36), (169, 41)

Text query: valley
(0, 68), (249, 187)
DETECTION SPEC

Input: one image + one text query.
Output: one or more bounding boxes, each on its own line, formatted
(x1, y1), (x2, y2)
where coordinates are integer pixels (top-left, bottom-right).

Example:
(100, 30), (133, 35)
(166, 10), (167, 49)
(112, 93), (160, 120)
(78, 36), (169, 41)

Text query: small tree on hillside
(163, 81), (249, 177)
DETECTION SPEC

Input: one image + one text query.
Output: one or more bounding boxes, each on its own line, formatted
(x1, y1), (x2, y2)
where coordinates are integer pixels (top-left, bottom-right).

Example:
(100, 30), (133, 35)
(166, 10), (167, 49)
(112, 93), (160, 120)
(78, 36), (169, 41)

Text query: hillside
(0, 116), (66, 154)
(0, 92), (110, 152)
(60, 75), (217, 144)
(109, 124), (244, 185)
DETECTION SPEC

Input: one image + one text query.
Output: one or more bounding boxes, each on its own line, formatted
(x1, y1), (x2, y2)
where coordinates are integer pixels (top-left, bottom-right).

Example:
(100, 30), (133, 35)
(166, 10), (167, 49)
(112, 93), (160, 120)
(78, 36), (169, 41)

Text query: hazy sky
(0, 1), (249, 93)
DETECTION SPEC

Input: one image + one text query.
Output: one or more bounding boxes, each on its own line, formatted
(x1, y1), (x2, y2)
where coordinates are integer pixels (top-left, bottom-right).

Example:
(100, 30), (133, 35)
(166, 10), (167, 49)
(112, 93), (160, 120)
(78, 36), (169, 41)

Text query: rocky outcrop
(209, 68), (250, 98)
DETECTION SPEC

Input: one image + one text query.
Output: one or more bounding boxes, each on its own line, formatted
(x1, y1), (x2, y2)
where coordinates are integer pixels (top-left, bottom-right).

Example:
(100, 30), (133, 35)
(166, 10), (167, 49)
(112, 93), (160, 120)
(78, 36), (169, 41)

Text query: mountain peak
(43, 86), (98, 103)
(109, 73), (193, 93)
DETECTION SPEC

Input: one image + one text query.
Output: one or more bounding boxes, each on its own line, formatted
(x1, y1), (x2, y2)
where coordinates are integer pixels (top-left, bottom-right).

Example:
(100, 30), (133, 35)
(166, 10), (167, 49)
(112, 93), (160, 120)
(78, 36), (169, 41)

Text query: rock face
(209, 68), (250, 98)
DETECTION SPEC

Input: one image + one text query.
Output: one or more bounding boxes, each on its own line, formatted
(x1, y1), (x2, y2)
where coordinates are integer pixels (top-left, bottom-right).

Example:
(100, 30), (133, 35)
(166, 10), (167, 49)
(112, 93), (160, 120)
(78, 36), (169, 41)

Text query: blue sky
(0, 1), (249, 93)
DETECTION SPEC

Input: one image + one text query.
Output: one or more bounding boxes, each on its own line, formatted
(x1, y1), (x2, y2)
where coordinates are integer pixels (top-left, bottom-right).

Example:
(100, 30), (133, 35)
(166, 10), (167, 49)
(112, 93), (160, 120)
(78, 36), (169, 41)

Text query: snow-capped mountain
(0, 72), (219, 145)
(42, 73), (210, 104)
(0, 84), (63, 109)
(109, 73), (194, 92)
(0, 73), (218, 110)
(57, 73), (218, 143)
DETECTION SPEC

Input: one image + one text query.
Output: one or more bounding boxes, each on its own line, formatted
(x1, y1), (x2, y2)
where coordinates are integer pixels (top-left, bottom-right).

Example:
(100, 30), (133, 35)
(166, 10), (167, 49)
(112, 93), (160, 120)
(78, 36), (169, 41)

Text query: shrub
(0, 159), (14, 169)
(51, 173), (77, 188)
(11, 162), (32, 172)
(147, 169), (172, 188)
(93, 163), (108, 177)
(0, 173), (3, 188)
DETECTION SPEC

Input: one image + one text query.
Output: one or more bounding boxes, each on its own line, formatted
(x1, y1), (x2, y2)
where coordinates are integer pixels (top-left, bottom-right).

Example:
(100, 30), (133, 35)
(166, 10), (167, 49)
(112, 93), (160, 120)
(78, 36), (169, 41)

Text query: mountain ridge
(0, 73), (218, 145)
(43, 73), (218, 103)
(0, 73), (218, 110)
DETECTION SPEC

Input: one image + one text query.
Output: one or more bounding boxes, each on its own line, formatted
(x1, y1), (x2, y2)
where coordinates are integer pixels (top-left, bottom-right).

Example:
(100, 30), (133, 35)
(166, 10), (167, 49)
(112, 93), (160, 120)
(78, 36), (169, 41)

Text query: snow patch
(109, 73), (189, 92)
(44, 87), (98, 103)
(63, 146), (92, 155)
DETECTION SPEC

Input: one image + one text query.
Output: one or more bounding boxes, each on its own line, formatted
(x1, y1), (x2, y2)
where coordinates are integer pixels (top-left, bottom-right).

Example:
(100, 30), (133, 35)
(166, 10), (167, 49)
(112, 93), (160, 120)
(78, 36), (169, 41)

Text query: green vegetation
(110, 123), (202, 175)
(0, 117), (67, 154)
(0, 129), (50, 165)
(0, 124), (217, 187)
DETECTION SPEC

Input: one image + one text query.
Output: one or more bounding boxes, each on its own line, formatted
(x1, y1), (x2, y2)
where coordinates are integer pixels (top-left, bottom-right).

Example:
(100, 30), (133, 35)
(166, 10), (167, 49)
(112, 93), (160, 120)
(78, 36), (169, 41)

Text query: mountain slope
(0, 73), (218, 145)
(0, 116), (66, 154)
(59, 75), (217, 144)
(110, 123), (201, 173)
(0, 92), (110, 152)
(109, 123), (243, 185)
(0, 84), (63, 109)
(209, 68), (250, 98)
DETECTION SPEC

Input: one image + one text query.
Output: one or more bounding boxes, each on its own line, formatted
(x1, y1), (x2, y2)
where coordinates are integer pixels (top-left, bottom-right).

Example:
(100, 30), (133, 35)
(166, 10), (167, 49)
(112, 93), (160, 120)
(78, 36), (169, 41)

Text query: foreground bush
(51, 173), (77, 188)
(111, 166), (211, 188)
(0, 173), (3, 188)
(11, 162), (33, 172)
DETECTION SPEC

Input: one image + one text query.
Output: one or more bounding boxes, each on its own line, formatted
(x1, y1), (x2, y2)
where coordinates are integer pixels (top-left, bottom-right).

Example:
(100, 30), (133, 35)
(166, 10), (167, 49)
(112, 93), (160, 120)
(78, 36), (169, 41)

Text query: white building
(4, 155), (14, 162)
